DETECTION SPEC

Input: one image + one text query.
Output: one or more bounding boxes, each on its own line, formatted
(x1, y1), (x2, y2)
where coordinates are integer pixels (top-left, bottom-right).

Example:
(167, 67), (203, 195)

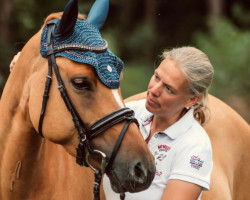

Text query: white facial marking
(112, 89), (124, 108)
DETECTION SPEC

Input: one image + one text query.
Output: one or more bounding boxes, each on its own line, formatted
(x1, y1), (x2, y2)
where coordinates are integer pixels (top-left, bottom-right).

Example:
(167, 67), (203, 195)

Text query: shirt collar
(164, 108), (195, 139)
(140, 110), (153, 127)
(140, 108), (195, 140)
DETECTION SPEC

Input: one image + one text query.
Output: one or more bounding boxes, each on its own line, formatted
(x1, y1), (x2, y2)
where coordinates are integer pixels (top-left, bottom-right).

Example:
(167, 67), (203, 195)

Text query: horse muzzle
(107, 156), (156, 193)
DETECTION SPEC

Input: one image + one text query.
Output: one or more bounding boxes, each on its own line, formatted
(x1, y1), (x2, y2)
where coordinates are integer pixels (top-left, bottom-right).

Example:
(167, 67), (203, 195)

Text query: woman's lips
(147, 95), (159, 107)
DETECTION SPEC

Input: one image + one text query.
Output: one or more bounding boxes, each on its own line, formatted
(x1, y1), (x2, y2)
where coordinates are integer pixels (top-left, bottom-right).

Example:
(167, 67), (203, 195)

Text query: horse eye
(71, 78), (92, 91)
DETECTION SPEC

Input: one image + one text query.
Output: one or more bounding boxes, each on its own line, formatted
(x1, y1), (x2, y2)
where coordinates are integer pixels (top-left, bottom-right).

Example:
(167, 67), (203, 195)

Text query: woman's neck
(145, 116), (174, 143)
(151, 116), (173, 134)
(152, 109), (187, 132)
(146, 109), (187, 143)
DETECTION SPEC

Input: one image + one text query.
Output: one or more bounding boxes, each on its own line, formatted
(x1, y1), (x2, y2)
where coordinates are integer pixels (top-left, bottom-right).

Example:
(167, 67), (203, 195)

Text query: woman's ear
(186, 94), (201, 108)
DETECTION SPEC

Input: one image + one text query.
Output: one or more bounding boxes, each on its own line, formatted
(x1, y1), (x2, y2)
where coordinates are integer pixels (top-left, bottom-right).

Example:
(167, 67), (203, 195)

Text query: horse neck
(0, 31), (47, 195)
(0, 78), (45, 198)
(0, 35), (38, 148)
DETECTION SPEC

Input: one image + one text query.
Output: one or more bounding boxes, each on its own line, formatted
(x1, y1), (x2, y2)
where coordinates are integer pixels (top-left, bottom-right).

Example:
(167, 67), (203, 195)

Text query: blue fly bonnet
(40, 0), (124, 89)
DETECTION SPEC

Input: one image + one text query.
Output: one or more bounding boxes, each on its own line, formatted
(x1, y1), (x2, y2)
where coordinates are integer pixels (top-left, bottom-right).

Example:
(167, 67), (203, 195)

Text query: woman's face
(146, 58), (196, 120)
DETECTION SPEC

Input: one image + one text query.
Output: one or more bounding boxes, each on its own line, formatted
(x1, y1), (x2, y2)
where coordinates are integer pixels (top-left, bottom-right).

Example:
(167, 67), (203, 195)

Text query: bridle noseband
(39, 20), (138, 200)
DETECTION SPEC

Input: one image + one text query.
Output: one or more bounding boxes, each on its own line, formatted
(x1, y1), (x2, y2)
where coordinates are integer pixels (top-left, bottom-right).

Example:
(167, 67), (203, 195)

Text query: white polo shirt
(103, 99), (213, 200)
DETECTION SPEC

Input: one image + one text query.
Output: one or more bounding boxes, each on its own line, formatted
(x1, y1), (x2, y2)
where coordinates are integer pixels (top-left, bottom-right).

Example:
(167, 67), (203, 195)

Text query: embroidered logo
(156, 154), (166, 162)
(190, 155), (204, 170)
(154, 151), (159, 156)
(143, 116), (153, 126)
(158, 145), (171, 152)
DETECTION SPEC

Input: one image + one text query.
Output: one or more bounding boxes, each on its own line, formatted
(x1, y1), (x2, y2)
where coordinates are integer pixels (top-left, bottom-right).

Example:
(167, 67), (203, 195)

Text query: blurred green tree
(192, 2), (250, 122)
(0, 0), (249, 122)
(194, 18), (250, 102)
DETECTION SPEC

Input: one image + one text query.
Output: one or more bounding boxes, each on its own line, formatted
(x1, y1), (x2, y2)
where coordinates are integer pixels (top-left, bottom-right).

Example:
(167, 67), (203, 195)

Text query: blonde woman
(104, 46), (214, 200)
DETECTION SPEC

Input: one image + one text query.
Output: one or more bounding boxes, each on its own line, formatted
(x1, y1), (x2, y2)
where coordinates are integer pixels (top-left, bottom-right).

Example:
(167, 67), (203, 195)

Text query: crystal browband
(45, 40), (108, 57)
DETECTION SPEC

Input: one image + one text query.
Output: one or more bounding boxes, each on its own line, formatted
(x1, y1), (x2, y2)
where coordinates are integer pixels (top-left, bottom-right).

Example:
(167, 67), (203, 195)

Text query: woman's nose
(150, 82), (162, 97)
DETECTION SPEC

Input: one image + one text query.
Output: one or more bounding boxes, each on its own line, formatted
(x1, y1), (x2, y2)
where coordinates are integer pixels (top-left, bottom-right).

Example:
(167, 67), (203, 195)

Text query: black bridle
(38, 20), (138, 200)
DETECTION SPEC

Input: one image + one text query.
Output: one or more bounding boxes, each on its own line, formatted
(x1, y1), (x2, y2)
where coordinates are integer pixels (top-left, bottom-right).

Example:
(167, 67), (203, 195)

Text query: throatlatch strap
(38, 63), (52, 137)
(38, 24), (55, 137)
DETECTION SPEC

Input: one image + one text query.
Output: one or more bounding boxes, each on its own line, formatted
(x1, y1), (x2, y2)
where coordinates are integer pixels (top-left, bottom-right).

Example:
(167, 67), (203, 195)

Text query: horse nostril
(133, 162), (147, 183)
(127, 159), (155, 192)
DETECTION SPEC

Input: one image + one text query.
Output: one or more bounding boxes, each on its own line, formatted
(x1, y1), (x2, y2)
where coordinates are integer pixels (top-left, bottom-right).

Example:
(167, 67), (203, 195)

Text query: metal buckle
(86, 150), (107, 174)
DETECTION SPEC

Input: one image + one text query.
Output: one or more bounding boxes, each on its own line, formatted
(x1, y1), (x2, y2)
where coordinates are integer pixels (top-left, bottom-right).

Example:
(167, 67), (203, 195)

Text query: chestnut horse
(125, 93), (250, 200)
(0, 2), (156, 200)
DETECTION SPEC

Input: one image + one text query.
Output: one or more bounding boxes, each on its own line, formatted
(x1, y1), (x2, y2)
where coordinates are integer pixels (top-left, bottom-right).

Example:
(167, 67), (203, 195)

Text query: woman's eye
(154, 74), (160, 81)
(71, 78), (92, 90)
(165, 86), (174, 94)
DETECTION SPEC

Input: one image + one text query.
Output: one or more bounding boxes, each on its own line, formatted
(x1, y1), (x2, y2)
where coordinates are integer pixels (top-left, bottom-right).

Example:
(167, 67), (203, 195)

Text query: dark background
(0, 0), (249, 122)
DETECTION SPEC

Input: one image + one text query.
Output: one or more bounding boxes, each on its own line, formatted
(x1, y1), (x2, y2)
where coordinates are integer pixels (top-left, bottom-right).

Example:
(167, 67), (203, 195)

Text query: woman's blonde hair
(162, 47), (214, 125)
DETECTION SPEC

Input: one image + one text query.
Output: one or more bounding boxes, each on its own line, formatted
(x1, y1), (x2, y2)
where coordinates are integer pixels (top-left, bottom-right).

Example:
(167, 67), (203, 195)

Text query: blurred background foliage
(0, 0), (249, 122)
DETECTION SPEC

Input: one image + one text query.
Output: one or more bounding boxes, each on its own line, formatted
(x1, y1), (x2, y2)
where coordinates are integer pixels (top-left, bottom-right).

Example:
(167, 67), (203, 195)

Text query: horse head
(36, 0), (156, 193)
(0, 0), (155, 198)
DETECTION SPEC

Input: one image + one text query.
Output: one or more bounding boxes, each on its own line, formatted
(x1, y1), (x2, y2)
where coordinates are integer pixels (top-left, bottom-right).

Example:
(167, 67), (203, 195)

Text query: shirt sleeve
(125, 99), (147, 119)
(125, 100), (141, 110)
(169, 136), (213, 190)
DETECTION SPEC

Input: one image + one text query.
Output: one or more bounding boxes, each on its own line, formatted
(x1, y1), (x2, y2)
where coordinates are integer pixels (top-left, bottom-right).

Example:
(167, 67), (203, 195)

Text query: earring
(186, 107), (190, 110)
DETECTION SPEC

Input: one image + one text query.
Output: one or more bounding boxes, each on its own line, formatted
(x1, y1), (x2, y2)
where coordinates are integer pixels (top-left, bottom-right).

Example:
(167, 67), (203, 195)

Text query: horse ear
(55, 0), (78, 41)
(86, 0), (109, 30)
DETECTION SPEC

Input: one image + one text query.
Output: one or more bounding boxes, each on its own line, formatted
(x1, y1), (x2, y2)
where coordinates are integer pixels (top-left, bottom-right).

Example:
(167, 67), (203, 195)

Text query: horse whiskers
(126, 162), (135, 190)
(10, 161), (22, 191)
(128, 170), (137, 191)
(129, 173), (136, 191)
(109, 170), (125, 192)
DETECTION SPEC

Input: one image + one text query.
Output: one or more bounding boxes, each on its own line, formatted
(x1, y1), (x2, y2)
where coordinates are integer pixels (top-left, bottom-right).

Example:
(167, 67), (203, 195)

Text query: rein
(39, 20), (138, 200)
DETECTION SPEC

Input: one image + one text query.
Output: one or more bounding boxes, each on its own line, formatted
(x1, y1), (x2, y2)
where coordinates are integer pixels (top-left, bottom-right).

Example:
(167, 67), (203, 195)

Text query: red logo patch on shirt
(158, 145), (171, 152)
